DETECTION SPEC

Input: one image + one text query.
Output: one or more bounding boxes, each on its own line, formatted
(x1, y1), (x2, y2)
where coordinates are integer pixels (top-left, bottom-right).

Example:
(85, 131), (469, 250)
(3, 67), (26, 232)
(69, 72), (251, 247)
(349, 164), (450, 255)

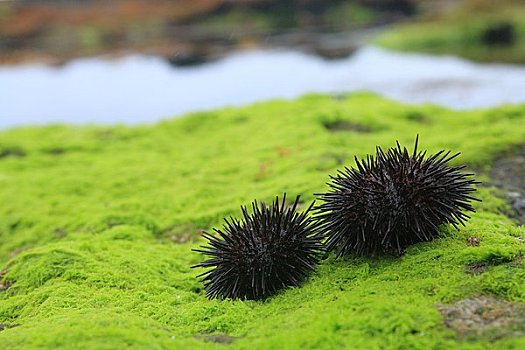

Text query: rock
(482, 23), (515, 46)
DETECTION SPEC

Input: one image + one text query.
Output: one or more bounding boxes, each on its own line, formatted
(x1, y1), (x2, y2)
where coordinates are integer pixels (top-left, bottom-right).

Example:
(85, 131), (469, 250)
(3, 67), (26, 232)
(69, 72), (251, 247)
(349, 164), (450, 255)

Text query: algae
(0, 93), (524, 349)
(376, 1), (525, 64)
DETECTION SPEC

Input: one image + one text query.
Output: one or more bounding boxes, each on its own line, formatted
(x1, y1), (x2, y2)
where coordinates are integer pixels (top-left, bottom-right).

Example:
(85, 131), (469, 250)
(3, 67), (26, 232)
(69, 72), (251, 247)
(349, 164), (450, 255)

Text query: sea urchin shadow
(316, 136), (480, 257)
(192, 194), (323, 300)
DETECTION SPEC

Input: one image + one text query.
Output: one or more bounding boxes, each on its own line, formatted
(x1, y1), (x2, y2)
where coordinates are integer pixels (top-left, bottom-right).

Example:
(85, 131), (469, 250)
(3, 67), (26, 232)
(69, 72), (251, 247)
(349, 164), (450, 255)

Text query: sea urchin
(316, 136), (480, 256)
(193, 194), (323, 300)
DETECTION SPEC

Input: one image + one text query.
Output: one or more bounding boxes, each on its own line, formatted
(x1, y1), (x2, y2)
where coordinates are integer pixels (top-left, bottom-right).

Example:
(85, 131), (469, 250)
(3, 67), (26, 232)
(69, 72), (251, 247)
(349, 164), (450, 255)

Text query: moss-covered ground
(376, 1), (525, 64)
(0, 93), (524, 349)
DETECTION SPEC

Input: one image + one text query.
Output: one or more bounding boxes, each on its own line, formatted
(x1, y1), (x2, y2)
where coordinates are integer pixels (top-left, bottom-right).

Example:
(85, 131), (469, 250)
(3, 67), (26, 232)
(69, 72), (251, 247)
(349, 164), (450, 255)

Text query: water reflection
(1, 46), (525, 130)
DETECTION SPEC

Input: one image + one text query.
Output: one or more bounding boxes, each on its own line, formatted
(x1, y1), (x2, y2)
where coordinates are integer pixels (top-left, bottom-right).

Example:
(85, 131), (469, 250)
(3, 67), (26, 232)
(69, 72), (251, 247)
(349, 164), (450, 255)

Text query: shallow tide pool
(1, 46), (525, 129)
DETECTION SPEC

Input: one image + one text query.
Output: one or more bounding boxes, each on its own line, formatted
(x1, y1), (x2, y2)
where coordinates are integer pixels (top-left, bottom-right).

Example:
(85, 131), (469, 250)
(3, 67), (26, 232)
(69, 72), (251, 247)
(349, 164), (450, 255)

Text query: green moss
(376, 2), (525, 63)
(324, 2), (376, 30)
(194, 8), (295, 35)
(79, 26), (103, 52)
(0, 4), (12, 24)
(0, 93), (524, 349)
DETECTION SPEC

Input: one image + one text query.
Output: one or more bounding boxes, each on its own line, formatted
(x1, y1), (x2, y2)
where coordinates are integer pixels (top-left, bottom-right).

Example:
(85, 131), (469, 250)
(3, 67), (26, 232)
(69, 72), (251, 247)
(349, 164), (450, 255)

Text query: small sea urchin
(193, 195), (323, 300)
(316, 136), (480, 256)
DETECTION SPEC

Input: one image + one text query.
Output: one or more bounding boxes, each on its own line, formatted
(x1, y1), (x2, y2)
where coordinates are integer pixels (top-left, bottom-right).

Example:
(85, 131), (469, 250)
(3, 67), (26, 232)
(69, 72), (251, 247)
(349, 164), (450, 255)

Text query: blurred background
(1, 0), (524, 129)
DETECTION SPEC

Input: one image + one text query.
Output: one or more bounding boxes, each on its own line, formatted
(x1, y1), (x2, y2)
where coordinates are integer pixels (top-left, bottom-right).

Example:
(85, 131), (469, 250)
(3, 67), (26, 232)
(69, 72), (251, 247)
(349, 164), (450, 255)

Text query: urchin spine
(193, 194), (323, 300)
(316, 136), (480, 256)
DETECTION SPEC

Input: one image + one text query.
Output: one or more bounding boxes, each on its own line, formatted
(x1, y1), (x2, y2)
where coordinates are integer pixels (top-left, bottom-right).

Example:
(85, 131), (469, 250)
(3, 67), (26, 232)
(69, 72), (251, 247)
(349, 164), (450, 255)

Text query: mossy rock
(375, 2), (525, 64)
(0, 93), (524, 349)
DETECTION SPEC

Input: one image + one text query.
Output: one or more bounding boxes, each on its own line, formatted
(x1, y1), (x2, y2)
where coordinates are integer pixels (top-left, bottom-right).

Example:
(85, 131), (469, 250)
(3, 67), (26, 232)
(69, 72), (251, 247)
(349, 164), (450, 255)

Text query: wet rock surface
(489, 144), (525, 224)
(439, 297), (525, 340)
(0, 324), (19, 332)
(0, 0), (412, 65)
(195, 333), (237, 344)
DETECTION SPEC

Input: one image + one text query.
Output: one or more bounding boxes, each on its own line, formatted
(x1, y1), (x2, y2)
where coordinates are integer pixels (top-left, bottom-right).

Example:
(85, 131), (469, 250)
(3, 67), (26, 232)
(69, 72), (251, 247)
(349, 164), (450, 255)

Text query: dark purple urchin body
(316, 136), (480, 256)
(193, 195), (323, 300)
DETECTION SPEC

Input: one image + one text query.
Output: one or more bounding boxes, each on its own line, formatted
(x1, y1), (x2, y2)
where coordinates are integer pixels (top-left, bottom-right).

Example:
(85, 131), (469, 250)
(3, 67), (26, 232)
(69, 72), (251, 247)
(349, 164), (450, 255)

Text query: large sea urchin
(193, 194), (323, 300)
(316, 136), (480, 256)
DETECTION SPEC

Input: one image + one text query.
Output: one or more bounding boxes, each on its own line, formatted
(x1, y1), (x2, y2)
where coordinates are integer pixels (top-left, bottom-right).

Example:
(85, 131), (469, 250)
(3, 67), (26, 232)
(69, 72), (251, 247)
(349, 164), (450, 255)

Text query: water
(1, 46), (525, 130)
